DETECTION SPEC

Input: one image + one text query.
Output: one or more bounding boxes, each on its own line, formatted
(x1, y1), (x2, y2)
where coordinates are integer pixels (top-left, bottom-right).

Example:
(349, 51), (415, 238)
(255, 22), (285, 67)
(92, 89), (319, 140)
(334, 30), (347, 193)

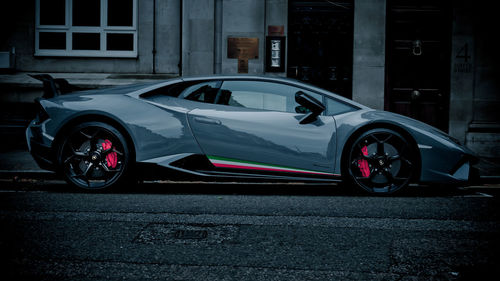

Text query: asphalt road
(1, 180), (499, 281)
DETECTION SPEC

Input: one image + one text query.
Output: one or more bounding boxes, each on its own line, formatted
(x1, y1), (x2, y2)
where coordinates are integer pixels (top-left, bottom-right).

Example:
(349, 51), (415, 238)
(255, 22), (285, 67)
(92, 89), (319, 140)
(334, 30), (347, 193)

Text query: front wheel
(57, 121), (131, 191)
(344, 128), (416, 194)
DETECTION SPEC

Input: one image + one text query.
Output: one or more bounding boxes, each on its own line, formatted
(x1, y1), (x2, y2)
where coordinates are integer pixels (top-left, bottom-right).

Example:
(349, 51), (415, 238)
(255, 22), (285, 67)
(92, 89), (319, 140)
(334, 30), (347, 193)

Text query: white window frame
(35, 0), (138, 58)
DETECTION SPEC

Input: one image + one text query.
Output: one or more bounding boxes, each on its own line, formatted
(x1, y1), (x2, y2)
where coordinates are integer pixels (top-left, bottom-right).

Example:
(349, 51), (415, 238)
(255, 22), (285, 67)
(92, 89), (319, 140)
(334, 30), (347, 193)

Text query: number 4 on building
(456, 43), (471, 63)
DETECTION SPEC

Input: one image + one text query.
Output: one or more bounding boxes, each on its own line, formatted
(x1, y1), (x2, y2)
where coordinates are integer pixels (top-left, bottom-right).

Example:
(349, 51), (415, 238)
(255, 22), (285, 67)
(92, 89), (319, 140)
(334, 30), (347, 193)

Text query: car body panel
(35, 91), (203, 164)
(26, 75), (478, 186)
(187, 105), (337, 175)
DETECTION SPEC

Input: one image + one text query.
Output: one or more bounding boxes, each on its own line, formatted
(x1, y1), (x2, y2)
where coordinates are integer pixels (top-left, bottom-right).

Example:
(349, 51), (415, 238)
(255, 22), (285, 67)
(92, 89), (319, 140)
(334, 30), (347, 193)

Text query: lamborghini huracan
(26, 75), (478, 193)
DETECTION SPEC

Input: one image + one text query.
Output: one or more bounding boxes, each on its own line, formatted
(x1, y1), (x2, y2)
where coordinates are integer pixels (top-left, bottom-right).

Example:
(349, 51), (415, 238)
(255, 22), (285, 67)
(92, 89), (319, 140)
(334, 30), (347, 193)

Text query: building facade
(1, 0), (498, 174)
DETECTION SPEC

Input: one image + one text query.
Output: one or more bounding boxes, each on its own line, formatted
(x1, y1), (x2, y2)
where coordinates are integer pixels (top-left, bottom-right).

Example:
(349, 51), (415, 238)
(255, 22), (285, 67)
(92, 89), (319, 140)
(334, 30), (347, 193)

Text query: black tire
(344, 128), (415, 194)
(57, 121), (132, 191)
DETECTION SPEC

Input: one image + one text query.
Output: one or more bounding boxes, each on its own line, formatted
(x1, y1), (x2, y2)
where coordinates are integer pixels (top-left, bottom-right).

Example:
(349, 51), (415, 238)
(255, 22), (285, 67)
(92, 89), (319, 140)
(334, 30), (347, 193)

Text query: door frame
(384, 0), (453, 132)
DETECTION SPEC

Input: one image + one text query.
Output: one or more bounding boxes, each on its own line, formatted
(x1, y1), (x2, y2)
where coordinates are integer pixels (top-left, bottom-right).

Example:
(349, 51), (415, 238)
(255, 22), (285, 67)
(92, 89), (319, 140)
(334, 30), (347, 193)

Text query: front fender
(333, 110), (477, 183)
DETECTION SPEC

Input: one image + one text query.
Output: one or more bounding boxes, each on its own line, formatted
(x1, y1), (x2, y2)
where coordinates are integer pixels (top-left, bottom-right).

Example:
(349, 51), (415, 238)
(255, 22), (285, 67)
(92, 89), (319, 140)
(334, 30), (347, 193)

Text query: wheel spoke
(382, 134), (392, 143)
(90, 128), (101, 138)
(384, 169), (409, 183)
(368, 134), (380, 143)
(68, 142), (88, 157)
(364, 154), (377, 161)
(100, 162), (120, 173)
(383, 169), (394, 181)
(83, 162), (93, 177)
(68, 163), (78, 176)
(80, 131), (92, 139)
(102, 147), (122, 156)
(87, 128), (102, 148)
(63, 155), (77, 164)
(73, 149), (88, 157)
(112, 148), (123, 156)
(401, 157), (413, 167)
(69, 165), (85, 181)
(389, 154), (400, 162)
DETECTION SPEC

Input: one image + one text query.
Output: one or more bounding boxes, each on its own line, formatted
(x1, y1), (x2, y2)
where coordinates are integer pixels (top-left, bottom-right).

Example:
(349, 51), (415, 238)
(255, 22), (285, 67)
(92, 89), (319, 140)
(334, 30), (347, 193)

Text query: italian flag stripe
(207, 155), (335, 176)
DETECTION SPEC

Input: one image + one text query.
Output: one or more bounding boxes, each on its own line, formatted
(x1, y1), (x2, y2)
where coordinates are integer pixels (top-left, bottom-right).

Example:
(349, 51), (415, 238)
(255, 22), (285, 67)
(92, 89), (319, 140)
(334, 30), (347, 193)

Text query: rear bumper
(29, 139), (55, 171)
(26, 121), (56, 171)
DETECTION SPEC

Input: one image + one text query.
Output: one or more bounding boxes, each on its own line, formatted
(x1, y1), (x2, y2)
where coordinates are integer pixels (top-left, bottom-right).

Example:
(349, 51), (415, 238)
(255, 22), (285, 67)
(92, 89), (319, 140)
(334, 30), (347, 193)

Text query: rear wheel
(57, 121), (131, 191)
(345, 128), (415, 194)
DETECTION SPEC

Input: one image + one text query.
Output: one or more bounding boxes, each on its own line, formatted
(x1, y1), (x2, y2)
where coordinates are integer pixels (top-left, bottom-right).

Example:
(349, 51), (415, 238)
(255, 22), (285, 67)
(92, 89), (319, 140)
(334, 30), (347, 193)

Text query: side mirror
(295, 91), (325, 124)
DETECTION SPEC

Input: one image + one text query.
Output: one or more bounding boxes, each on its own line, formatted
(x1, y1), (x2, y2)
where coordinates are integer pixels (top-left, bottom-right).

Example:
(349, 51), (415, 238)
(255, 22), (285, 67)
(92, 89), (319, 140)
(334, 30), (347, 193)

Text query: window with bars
(35, 0), (137, 57)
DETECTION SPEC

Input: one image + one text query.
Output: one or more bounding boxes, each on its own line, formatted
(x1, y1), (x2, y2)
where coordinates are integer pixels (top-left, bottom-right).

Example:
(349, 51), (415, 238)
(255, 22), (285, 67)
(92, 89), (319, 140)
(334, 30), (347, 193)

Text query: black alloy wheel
(57, 122), (130, 190)
(346, 128), (415, 194)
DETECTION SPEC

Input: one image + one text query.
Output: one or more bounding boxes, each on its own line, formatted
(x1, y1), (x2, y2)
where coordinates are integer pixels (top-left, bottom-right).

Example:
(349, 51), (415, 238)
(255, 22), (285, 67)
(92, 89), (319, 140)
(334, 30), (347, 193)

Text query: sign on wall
(266, 36), (286, 72)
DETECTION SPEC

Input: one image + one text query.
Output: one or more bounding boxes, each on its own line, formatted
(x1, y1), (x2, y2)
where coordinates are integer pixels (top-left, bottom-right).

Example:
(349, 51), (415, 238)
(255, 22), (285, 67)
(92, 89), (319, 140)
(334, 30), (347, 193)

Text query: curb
(0, 170), (59, 180)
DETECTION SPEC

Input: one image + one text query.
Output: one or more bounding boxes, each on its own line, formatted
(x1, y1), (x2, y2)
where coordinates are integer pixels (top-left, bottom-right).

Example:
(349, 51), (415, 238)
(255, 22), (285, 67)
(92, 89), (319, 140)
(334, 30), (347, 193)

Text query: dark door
(385, 0), (451, 131)
(288, 0), (354, 99)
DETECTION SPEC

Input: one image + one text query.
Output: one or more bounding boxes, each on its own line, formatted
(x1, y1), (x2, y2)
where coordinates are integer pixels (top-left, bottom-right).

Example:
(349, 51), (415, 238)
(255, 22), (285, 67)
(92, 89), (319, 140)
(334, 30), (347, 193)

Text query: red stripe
(212, 162), (328, 175)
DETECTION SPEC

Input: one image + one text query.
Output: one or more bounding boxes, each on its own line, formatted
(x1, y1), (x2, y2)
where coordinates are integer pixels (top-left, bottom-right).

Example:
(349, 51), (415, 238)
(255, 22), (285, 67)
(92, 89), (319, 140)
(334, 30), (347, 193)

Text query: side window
(140, 80), (221, 101)
(218, 81), (323, 114)
(325, 97), (357, 115)
(179, 81), (221, 103)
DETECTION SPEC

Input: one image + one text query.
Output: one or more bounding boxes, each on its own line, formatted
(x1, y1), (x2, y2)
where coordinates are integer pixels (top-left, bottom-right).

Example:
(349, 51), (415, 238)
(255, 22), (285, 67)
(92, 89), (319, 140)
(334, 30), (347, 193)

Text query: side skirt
(139, 154), (341, 182)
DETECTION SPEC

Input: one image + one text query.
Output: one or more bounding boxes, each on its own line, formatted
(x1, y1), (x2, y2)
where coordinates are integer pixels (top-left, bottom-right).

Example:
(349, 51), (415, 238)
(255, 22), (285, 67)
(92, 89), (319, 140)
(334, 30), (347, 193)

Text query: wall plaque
(228, 37), (259, 73)
(238, 59), (248, 73)
(227, 37), (259, 60)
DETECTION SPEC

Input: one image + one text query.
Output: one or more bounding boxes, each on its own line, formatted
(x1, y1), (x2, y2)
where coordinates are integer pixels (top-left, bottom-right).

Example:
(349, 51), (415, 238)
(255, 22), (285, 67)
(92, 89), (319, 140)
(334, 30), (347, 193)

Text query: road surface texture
(1, 180), (499, 281)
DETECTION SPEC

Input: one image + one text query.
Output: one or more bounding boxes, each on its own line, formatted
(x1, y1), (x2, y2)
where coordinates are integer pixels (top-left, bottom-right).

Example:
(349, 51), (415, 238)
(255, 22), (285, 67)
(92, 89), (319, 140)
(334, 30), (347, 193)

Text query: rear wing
(29, 74), (79, 98)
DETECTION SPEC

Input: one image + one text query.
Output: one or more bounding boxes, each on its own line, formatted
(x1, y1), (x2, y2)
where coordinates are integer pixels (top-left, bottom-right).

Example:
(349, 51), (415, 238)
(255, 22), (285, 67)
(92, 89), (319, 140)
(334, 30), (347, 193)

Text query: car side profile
(26, 75), (478, 194)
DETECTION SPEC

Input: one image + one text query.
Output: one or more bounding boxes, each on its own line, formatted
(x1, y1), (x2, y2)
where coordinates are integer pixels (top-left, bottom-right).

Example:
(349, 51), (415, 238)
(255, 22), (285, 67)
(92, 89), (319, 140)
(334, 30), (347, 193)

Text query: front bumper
(420, 151), (479, 185)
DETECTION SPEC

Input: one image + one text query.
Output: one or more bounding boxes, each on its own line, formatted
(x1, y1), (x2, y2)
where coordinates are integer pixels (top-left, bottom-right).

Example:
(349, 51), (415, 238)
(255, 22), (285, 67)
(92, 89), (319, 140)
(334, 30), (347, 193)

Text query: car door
(187, 80), (338, 176)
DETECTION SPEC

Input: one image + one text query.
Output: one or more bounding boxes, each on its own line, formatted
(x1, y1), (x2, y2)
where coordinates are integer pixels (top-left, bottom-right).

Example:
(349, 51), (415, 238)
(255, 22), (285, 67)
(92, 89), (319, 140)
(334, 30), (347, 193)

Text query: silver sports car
(26, 75), (478, 193)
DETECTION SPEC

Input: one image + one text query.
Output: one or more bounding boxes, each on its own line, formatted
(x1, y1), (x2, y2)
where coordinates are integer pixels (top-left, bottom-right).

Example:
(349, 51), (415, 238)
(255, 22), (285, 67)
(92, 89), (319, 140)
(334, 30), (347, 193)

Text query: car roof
(180, 75), (314, 88)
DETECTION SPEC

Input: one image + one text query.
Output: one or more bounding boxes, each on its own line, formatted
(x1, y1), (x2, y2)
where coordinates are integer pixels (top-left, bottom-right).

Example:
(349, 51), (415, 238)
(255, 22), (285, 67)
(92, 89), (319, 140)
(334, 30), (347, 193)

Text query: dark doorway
(288, 0), (354, 99)
(385, 0), (451, 131)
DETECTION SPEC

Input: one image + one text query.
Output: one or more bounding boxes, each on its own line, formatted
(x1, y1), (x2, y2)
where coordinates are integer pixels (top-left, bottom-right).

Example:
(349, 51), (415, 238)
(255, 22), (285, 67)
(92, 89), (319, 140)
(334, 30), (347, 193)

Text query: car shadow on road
(2, 178), (489, 198)
(129, 182), (486, 198)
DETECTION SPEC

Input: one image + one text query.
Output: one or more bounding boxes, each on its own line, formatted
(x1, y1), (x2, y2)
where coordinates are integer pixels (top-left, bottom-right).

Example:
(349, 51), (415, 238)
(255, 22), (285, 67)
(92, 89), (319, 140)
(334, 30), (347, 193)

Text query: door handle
(194, 117), (221, 125)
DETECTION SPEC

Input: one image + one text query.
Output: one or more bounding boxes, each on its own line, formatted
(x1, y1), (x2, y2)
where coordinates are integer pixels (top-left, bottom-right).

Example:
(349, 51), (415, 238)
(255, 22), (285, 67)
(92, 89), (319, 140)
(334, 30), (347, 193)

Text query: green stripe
(207, 155), (329, 174)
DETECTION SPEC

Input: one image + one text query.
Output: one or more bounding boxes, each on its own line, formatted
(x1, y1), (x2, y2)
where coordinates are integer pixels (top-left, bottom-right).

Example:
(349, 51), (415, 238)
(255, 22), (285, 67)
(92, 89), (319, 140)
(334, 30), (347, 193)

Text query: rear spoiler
(29, 74), (80, 98)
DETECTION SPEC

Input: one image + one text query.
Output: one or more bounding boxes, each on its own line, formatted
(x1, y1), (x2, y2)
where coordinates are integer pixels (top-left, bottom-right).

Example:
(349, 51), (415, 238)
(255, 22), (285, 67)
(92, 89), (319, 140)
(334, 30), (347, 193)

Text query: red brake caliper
(357, 146), (370, 177)
(101, 139), (118, 168)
